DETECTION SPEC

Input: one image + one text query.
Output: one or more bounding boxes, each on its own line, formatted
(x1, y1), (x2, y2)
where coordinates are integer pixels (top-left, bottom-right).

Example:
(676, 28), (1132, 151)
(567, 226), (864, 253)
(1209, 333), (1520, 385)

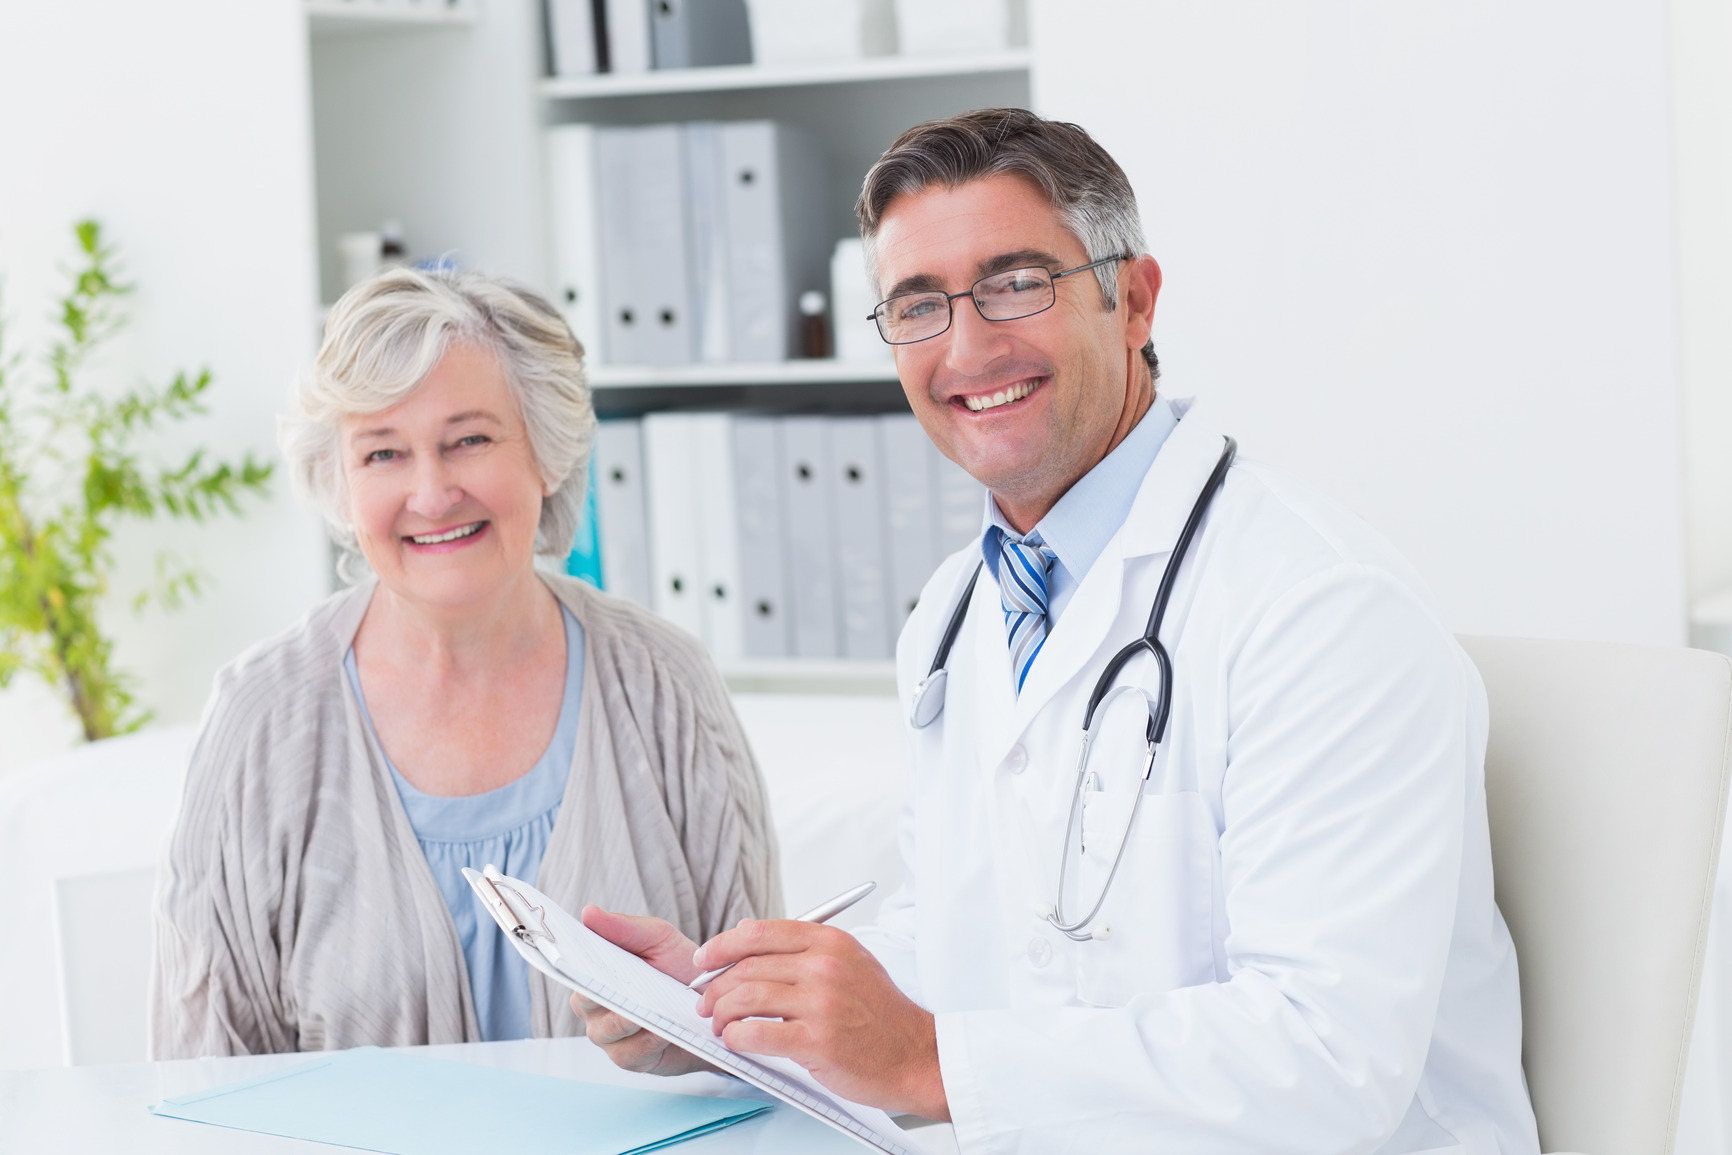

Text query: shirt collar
(982, 396), (1180, 580)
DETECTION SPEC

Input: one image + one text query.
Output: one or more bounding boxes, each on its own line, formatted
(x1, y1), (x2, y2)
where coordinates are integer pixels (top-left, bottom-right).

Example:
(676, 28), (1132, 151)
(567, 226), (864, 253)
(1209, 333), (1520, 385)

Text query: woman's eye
(456, 434), (491, 448)
(365, 448), (397, 464)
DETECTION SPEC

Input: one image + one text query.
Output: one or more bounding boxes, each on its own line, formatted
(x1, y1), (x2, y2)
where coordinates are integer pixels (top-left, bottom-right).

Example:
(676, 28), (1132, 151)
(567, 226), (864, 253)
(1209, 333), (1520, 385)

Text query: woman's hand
(568, 906), (717, 1076)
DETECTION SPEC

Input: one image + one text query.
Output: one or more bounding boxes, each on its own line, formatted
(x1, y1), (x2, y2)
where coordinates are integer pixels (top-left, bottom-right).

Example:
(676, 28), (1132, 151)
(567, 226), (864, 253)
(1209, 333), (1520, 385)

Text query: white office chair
(53, 865), (160, 1065)
(1461, 636), (1732, 1155)
(0, 724), (194, 1069)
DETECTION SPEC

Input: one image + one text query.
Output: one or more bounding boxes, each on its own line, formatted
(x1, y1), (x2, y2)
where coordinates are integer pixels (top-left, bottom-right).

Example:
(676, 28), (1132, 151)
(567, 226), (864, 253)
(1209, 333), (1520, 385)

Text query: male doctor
(573, 109), (1540, 1155)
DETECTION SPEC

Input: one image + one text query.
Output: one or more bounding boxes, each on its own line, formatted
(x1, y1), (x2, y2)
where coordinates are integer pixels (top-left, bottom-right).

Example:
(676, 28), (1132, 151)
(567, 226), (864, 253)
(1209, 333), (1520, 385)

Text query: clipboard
(463, 866), (933, 1155)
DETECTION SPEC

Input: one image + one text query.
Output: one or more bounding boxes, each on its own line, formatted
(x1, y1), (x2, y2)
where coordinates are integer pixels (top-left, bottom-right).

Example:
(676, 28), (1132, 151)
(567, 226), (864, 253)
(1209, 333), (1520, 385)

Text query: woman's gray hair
(856, 107), (1157, 377)
(279, 266), (596, 582)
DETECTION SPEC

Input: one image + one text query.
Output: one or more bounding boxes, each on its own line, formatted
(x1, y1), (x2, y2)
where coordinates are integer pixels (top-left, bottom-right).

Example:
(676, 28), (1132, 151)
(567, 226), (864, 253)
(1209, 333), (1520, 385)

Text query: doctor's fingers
(706, 975), (855, 1042)
(694, 918), (846, 972)
(717, 1015), (812, 1066)
(695, 952), (813, 1016)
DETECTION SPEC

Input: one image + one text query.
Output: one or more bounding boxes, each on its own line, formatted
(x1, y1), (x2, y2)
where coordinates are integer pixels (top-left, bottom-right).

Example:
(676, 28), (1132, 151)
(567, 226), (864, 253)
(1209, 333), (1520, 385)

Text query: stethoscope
(907, 436), (1238, 942)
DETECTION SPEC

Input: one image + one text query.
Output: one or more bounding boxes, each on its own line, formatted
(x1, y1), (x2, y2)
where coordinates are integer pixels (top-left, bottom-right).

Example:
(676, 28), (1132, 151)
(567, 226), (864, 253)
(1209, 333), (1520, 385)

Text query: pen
(688, 881), (876, 990)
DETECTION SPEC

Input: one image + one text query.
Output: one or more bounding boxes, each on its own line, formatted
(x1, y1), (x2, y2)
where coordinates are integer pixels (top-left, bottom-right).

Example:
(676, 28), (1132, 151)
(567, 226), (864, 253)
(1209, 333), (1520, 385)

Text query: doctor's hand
(568, 906), (717, 1077)
(694, 920), (950, 1122)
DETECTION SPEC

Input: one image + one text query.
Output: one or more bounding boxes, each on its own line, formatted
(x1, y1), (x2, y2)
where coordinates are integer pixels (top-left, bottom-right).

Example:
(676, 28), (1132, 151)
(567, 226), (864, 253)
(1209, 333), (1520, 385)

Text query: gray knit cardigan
(150, 573), (783, 1059)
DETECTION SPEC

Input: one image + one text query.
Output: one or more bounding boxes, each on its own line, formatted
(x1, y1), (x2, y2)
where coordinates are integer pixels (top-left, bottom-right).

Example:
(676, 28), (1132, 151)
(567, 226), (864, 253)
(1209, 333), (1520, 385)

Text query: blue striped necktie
(999, 531), (1057, 694)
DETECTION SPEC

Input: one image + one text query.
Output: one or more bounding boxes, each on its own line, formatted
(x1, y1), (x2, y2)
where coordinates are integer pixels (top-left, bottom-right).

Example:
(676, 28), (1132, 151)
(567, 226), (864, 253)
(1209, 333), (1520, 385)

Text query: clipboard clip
(478, 866), (557, 952)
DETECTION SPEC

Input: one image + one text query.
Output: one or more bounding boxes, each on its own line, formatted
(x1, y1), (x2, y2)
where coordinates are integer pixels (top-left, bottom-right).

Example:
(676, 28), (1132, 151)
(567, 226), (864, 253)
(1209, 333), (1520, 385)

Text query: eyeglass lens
(874, 267), (1056, 345)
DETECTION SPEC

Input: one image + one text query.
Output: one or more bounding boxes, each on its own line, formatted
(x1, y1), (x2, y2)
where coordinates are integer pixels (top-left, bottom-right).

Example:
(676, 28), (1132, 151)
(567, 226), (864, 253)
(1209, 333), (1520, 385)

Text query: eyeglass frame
(867, 254), (1132, 346)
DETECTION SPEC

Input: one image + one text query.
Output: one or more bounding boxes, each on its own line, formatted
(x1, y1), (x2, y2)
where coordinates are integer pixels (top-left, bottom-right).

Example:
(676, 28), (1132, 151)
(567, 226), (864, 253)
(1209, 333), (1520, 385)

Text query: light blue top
(342, 604), (584, 1042)
(983, 396), (1179, 626)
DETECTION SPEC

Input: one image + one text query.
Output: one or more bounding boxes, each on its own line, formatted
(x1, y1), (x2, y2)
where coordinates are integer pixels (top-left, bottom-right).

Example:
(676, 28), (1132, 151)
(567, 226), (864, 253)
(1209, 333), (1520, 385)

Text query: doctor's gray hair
(856, 107), (1157, 378)
(279, 266), (595, 582)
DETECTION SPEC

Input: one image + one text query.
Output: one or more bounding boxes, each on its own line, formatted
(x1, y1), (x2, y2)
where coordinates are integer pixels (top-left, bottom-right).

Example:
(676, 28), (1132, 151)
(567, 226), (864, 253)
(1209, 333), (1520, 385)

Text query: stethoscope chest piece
(909, 669), (949, 729)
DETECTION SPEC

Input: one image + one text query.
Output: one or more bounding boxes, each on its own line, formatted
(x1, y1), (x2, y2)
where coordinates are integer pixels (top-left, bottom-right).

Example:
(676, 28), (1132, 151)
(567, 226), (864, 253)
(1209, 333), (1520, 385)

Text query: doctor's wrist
(896, 1011), (951, 1123)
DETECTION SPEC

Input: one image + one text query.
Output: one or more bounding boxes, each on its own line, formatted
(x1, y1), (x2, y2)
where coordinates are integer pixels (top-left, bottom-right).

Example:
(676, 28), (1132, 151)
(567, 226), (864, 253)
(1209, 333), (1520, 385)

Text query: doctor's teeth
(409, 522), (483, 545)
(965, 380), (1037, 412)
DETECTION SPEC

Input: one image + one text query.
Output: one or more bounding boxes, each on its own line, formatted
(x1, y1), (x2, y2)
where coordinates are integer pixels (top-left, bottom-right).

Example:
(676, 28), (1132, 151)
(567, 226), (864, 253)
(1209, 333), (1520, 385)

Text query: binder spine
(732, 416), (792, 657)
(779, 416), (840, 658)
(830, 416), (893, 659)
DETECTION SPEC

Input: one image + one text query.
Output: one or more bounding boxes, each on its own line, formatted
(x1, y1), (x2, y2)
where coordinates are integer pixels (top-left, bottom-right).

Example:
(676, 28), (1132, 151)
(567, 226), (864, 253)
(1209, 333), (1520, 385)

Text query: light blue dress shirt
(343, 604), (583, 1042)
(983, 396), (1179, 627)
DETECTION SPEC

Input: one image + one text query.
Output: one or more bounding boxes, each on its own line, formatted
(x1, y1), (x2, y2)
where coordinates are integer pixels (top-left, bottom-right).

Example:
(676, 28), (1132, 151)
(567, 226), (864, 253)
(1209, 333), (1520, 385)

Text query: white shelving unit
(589, 358), (898, 391)
(720, 658), (897, 697)
(306, 0), (476, 33)
(303, 3), (1024, 687)
(539, 51), (1030, 100)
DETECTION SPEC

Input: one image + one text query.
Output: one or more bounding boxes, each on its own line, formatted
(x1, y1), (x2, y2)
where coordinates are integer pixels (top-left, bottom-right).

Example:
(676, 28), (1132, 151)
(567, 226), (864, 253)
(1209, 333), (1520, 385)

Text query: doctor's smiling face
(873, 172), (1163, 532)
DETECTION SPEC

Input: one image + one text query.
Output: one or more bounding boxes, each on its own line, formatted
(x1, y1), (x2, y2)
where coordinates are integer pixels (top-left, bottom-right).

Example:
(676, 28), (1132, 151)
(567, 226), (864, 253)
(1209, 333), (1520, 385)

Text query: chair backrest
(0, 724), (193, 1069)
(1460, 636), (1732, 1155)
(53, 866), (159, 1065)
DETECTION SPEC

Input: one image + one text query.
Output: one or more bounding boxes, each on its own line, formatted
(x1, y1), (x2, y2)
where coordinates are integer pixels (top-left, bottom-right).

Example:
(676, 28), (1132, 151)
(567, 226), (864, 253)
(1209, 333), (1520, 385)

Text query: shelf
(720, 659), (897, 697)
(306, 0), (475, 32)
(588, 359), (899, 390)
(539, 51), (1030, 101)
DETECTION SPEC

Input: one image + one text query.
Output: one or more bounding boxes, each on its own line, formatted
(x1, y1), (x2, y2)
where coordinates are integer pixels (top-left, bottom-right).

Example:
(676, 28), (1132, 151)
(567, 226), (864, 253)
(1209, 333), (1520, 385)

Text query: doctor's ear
(1120, 256), (1161, 348)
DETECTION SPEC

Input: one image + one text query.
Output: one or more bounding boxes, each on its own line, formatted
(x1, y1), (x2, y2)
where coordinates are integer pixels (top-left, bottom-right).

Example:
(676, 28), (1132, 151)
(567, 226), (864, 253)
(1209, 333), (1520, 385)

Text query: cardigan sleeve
(680, 653), (786, 937)
(148, 673), (298, 1060)
(569, 580), (786, 940)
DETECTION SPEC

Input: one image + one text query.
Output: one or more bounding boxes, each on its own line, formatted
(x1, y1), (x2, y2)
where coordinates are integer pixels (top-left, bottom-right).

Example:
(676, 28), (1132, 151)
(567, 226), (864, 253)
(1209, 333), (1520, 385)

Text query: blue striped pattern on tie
(999, 532), (1057, 693)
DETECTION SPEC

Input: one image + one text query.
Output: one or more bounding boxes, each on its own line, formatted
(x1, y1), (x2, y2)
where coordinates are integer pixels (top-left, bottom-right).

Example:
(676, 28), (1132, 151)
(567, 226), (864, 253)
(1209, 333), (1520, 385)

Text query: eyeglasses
(869, 255), (1130, 345)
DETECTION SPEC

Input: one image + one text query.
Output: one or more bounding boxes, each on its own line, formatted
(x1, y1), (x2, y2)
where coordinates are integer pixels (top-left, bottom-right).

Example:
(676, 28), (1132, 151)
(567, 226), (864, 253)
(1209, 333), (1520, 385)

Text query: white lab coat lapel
(1008, 408), (1233, 730)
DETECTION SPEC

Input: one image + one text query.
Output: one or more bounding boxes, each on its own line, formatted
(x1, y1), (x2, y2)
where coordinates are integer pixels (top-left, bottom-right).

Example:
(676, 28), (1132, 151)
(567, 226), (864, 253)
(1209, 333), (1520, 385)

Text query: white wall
(1030, 1), (1687, 645)
(310, 0), (548, 305)
(0, 0), (331, 776)
(1670, 0), (1732, 616)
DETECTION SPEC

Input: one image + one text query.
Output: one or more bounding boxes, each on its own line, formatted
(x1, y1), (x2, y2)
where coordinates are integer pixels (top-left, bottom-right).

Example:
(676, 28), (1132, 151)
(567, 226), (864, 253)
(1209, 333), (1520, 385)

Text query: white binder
(546, 0), (599, 75)
(682, 122), (731, 362)
(933, 444), (986, 556)
(689, 413), (744, 661)
(831, 237), (893, 364)
(829, 416), (892, 659)
(732, 415), (792, 657)
(592, 419), (652, 607)
(641, 413), (705, 638)
(877, 413), (938, 631)
(595, 125), (696, 365)
(543, 123), (604, 363)
(779, 416), (840, 658)
(648, 0), (751, 69)
(718, 121), (831, 362)
(602, 0), (651, 73)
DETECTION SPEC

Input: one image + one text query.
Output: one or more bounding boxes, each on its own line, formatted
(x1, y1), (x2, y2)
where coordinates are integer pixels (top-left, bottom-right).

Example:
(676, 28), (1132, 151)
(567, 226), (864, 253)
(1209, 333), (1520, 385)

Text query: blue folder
(149, 1046), (771, 1155)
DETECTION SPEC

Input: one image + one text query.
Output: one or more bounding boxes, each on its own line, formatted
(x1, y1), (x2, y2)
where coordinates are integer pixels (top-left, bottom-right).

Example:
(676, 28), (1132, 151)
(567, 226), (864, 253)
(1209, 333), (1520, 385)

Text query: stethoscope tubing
(912, 434), (1239, 942)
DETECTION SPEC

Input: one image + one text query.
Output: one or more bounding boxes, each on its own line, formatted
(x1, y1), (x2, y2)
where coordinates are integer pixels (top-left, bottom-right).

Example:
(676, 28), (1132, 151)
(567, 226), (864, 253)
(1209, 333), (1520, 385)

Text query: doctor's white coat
(855, 405), (1540, 1155)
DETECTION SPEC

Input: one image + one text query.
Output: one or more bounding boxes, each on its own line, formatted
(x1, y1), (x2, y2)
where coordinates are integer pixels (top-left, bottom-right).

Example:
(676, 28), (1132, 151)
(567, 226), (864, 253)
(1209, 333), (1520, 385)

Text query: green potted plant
(0, 221), (273, 741)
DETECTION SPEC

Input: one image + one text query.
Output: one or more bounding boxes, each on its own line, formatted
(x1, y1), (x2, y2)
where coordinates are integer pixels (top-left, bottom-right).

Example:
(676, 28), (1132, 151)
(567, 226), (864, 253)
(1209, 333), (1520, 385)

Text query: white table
(0, 1036), (959, 1155)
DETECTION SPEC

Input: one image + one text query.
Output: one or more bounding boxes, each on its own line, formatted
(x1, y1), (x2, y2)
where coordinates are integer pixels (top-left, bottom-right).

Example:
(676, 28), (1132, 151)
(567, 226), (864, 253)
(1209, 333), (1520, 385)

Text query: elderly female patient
(150, 268), (781, 1057)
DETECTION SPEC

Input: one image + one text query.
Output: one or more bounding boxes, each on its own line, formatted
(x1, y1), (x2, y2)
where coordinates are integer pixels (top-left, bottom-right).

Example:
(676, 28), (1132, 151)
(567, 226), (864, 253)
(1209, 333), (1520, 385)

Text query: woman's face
(340, 343), (551, 613)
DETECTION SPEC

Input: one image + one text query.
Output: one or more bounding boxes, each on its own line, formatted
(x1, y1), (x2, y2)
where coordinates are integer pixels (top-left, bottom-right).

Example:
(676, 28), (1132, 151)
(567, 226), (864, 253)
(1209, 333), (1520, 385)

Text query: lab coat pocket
(1072, 789), (1217, 1008)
